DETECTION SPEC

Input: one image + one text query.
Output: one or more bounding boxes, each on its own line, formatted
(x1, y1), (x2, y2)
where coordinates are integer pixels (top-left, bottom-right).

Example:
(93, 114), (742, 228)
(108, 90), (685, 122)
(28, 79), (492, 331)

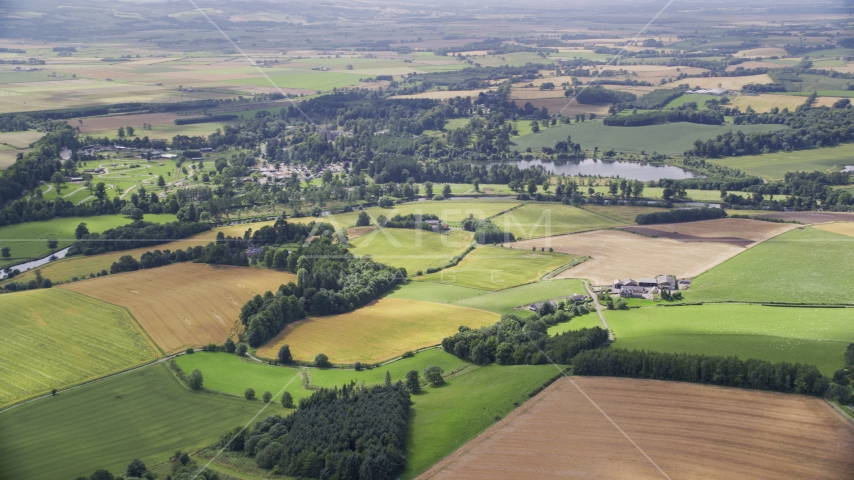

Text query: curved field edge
(0, 289), (159, 408)
(256, 298), (500, 364)
(0, 363), (278, 480)
(172, 350), (561, 479)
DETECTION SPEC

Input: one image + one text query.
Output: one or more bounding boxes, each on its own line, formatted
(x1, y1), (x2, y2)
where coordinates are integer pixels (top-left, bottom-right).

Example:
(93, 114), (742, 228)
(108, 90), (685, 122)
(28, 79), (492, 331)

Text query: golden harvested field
(419, 377), (854, 480)
(514, 230), (742, 285)
(727, 94), (812, 113)
(815, 222), (854, 238)
(622, 218), (797, 244)
(0, 130), (44, 148)
(582, 205), (671, 223)
(688, 74), (775, 90)
(60, 263), (296, 354)
(258, 298), (498, 364)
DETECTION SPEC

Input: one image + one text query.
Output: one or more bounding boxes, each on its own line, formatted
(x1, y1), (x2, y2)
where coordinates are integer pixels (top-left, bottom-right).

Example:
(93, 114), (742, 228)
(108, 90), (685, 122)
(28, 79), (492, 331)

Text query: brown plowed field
(419, 377), (854, 480)
(514, 230), (742, 285)
(753, 211), (854, 225)
(620, 218), (796, 247)
(60, 263), (295, 353)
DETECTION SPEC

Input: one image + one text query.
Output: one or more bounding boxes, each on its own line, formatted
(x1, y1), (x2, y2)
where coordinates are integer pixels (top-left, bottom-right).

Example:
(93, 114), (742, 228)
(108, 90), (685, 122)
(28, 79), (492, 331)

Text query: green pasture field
(688, 227), (854, 305)
(232, 70), (363, 92)
(580, 205), (672, 223)
(390, 278), (588, 315)
(548, 312), (602, 335)
(85, 120), (238, 141)
(422, 183), (515, 195)
(174, 350), (560, 480)
(585, 185), (753, 202)
(0, 364), (275, 480)
(511, 120), (789, 155)
(0, 289), (157, 406)
(418, 245), (573, 290)
(88, 159), (187, 199)
(450, 278), (588, 315)
(0, 213), (177, 269)
(600, 304), (854, 376)
(492, 203), (624, 239)
(707, 143), (854, 180)
(663, 94), (714, 109)
(349, 228), (473, 274)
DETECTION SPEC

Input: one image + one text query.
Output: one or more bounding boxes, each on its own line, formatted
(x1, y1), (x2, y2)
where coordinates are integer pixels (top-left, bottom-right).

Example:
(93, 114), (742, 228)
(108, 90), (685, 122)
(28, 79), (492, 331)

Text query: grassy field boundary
(485, 203), (525, 220)
(541, 256), (589, 280)
(577, 205), (635, 225)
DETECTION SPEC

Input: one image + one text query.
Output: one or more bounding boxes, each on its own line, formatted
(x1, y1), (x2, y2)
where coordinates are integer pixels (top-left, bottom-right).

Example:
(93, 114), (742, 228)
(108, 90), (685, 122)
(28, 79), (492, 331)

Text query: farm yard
(514, 229), (743, 286)
(60, 263), (296, 353)
(419, 377), (854, 480)
(417, 245), (574, 290)
(256, 298), (499, 364)
(601, 304), (854, 375)
(0, 289), (157, 406)
(688, 227), (854, 304)
(0, 364), (272, 480)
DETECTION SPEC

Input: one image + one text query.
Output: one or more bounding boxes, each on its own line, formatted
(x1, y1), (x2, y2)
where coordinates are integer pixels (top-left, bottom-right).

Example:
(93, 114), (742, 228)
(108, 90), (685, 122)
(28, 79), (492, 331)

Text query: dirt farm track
(418, 377), (854, 480)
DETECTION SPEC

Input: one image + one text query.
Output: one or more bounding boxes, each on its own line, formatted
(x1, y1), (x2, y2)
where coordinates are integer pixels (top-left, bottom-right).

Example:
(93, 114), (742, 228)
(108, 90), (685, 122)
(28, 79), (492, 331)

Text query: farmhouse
(611, 276), (678, 299)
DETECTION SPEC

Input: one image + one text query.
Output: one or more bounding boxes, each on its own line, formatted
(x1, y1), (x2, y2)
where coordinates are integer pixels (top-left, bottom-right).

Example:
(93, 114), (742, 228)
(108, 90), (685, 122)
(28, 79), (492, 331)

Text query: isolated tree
(117, 126), (125, 137)
(527, 180), (537, 195)
(51, 171), (65, 194)
(1, 246), (10, 259)
(355, 211), (371, 227)
(47, 238), (58, 249)
(262, 391), (272, 403)
(442, 184), (452, 197)
(187, 369), (204, 390)
(130, 208), (144, 221)
(157, 175), (166, 187)
(424, 181), (433, 198)
(281, 391), (294, 408)
(277, 344), (293, 364)
(315, 353), (330, 368)
(385, 370), (392, 387)
(223, 338), (236, 353)
(126, 125), (135, 136)
(406, 370), (421, 393)
(236, 343), (247, 356)
(424, 365), (445, 386)
(94, 182), (107, 202)
(244, 388), (256, 400)
(125, 458), (147, 478)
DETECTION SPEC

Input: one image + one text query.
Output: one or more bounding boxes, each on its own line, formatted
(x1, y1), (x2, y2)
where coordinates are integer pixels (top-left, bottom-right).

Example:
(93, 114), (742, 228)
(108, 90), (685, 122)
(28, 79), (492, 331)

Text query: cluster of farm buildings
(610, 275), (691, 300)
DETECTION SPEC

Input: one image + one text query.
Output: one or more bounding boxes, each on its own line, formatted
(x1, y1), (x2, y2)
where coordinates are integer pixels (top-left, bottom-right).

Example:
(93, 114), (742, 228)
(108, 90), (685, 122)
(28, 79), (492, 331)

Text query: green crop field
(511, 120), (789, 155)
(601, 304), (854, 375)
(689, 227), (854, 304)
(450, 278), (587, 314)
(174, 349), (560, 480)
(493, 203), (624, 239)
(0, 213), (177, 270)
(0, 289), (157, 406)
(387, 281), (489, 304)
(0, 364), (275, 480)
(0, 130), (44, 148)
(418, 245), (574, 290)
(349, 228), (473, 274)
(707, 143), (854, 180)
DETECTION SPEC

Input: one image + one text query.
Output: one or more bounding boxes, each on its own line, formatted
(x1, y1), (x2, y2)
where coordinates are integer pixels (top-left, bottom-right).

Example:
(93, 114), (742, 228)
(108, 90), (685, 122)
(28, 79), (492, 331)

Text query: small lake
(844, 166), (854, 172)
(1, 247), (71, 279)
(480, 158), (697, 181)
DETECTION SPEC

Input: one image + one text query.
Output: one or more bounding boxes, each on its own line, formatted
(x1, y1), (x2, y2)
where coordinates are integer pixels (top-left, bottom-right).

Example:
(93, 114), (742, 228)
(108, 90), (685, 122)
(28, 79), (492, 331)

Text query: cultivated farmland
(816, 221), (854, 238)
(707, 143), (854, 181)
(0, 364), (275, 480)
(60, 263), (296, 353)
(620, 217), (796, 247)
(0, 213), (177, 269)
(492, 203), (623, 239)
(418, 245), (573, 290)
(0, 289), (156, 406)
(349, 228), (473, 274)
(602, 304), (853, 375)
(688, 227), (854, 304)
(418, 376), (854, 480)
(257, 298), (498, 363)
(514, 229), (742, 285)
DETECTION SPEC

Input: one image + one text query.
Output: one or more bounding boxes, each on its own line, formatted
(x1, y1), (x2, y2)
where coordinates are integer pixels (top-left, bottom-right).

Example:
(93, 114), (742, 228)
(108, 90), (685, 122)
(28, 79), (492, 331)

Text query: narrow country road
(583, 280), (614, 341)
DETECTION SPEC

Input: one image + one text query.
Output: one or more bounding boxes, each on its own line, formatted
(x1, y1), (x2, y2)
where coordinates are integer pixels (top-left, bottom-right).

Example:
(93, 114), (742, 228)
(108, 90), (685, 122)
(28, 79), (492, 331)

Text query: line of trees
(572, 349), (829, 396)
(441, 312), (607, 365)
(67, 220), (211, 257)
(604, 109), (723, 127)
(220, 381), (409, 479)
(635, 207), (727, 225)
